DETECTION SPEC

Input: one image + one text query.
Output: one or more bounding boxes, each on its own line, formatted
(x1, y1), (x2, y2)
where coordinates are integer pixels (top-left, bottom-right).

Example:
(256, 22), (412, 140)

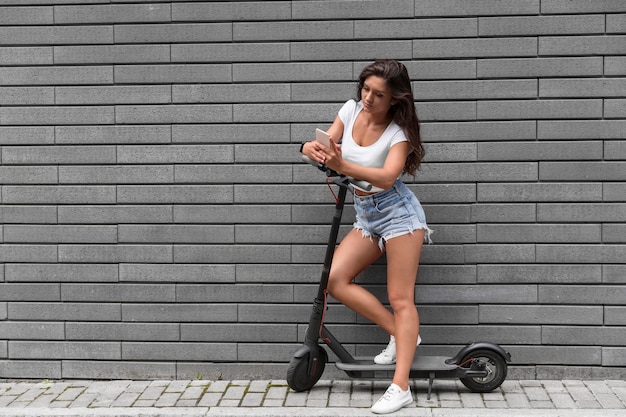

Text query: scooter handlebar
(301, 154), (372, 191)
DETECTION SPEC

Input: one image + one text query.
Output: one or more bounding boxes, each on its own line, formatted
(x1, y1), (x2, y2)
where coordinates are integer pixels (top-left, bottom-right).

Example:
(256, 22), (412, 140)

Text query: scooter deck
(335, 355), (458, 372)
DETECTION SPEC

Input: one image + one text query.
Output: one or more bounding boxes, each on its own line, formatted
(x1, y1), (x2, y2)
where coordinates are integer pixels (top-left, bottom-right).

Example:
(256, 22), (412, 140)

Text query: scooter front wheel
(286, 347), (328, 392)
(459, 349), (507, 393)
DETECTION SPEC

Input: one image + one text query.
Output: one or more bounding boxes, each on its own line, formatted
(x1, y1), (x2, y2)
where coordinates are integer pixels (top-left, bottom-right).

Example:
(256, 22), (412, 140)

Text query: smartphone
(315, 128), (331, 148)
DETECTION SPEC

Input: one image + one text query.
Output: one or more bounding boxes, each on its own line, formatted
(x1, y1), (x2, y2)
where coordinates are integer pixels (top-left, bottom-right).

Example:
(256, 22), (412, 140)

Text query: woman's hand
(321, 137), (343, 172)
(302, 141), (328, 165)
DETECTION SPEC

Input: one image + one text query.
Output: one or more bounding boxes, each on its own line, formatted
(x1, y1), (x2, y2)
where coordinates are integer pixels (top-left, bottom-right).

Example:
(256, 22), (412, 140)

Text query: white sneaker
(374, 334), (422, 365)
(371, 383), (413, 414)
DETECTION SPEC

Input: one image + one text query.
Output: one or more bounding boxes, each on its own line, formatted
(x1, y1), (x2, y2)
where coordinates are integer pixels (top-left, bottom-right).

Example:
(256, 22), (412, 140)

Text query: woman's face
(360, 75), (395, 116)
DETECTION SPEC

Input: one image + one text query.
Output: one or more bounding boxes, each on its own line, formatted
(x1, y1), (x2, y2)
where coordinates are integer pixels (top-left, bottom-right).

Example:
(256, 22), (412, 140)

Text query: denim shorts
(353, 179), (433, 250)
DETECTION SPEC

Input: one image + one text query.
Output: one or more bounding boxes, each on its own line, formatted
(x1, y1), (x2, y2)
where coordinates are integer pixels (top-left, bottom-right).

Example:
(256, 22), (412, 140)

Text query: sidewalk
(1, 378), (626, 416)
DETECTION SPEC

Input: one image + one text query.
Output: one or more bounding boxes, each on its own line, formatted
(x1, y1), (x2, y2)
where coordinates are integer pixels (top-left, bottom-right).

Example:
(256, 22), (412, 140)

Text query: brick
(119, 225), (234, 244)
(175, 284), (293, 303)
(0, 6), (52, 24)
(234, 62), (353, 84)
(9, 302), (119, 321)
(478, 183), (602, 202)
(235, 144), (301, 163)
(541, 0), (626, 13)
(172, 43), (290, 63)
(543, 326), (626, 346)
(537, 245), (626, 264)
(4, 225), (117, 243)
(1, 106), (114, 126)
(416, 101), (477, 121)
(355, 18), (477, 39)
(417, 162), (538, 183)
(606, 141), (626, 160)
(180, 323), (295, 342)
(538, 120), (626, 139)
(0, 26), (112, 45)
(0, 322), (64, 340)
(5, 263), (118, 282)
(115, 64), (231, 84)
(603, 348), (626, 367)
(480, 15), (605, 36)
(0, 283), (60, 301)
(421, 121), (536, 142)
(118, 144), (232, 164)
(477, 264), (601, 284)
(424, 143), (477, 162)
(54, 45), (170, 64)
(0, 361), (61, 379)
(539, 35), (626, 56)
(55, 85), (171, 105)
(606, 99), (626, 118)
(0, 47), (53, 66)
(2, 186), (115, 205)
(0, 66), (112, 86)
(234, 104), (335, 124)
(56, 125), (171, 144)
(234, 20), (354, 41)
(294, 0), (413, 19)
(479, 141), (602, 161)
(9, 341), (120, 360)
(606, 57), (626, 76)
(604, 224), (626, 243)
(122, 303), (237, 322)
(59, 166), (173, 184)
(464, 244), (536, 263)
(58, 245), (172, 264)
(0, 166), (58, 185)
(62, 361), (175, 380)
(115, 104), (231, 124)
(174, 124), (288, 144)
(0, 245), (57, 263)
(2, 145), (116, 164)
(174, 245), (291, 264)
(541, 78), (626, 98)
(0, 87), (54, 105)
(538, 203), (626, 222)
(608, 15), (626, 34)
(119, 263), (235, 283)
(125, 23), (231, 43)
(61, 283), (175, 303)
(472, 204), (536, 222)
(117, 185), (233, 204)
(172, 2), (291, 22)
(174, 205), (287, 224)
(174, 165), (292, 184)
(416, 0), (539, 15)
(235, 225), (331, 244)
(413, 37), (537, 58)
(66, 322), (179, 342)
(406, 60), (476, 80)
(291, 40), (412, 62)
(173, 83), (290, 104)
(0, 127), (54, 145)
(478, 57), (603, 78)
(414, 79), (536, 100)
(0, 206), (57, 224)
(604, 265), (626, 283)
(540, 162), (626, 181)
(605, 307), (626, 325)
(478, 224), (601, 243)
(122, 342), (237, 361)
(477, 99), (602, 120)
(58, 205), (172, 224)
(479, 305), (603, 325)
(54, 4), (171, 24)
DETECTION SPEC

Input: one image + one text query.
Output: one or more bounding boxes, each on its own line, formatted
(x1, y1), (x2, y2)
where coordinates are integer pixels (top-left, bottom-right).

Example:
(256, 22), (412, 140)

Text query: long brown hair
(357, 60), (424, 175)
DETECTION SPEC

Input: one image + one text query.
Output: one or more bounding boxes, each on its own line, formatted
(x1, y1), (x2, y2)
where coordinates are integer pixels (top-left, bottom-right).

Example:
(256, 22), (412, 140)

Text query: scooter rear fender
(445, 342), (511, 365)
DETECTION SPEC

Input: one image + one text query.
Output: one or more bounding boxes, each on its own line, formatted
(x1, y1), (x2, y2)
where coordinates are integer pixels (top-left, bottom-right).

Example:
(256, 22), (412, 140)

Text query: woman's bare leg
(327, 229), (395, 333)
(384, 230), (424, 390)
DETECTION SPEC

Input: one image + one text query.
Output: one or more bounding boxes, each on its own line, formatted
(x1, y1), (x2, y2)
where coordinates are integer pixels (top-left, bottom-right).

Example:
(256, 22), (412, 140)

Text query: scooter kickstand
(427, 372), (435, 400)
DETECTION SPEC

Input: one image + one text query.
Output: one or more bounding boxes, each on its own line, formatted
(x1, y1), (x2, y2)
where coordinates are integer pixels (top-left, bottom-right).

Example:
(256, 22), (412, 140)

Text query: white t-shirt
(338, 99), (407, 168)
(338, 99), (407, 191)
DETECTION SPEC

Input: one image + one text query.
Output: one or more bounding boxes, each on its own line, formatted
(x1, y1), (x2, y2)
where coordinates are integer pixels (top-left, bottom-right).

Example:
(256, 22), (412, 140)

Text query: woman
(300, 59), (432, 414)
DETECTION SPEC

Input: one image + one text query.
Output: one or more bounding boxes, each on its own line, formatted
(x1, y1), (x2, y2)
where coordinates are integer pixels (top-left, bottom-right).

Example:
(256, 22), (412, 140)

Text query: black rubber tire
(286, 347), (328, 392)
(459, 349), (508, 393)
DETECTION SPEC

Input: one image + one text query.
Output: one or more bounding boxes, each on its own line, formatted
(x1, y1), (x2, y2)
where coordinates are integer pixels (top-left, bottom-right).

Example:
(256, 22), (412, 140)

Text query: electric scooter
(287, 155), (511, 400)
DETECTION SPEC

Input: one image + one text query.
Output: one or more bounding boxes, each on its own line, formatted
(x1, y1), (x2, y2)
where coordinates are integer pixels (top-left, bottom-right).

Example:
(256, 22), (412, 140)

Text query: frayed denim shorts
(353, 179), (433, 251)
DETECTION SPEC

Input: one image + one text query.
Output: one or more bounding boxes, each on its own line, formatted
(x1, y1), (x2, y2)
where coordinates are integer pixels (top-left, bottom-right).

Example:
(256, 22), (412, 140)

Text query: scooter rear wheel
(459, 349), (507, 393)
(287, 347), (328, 392)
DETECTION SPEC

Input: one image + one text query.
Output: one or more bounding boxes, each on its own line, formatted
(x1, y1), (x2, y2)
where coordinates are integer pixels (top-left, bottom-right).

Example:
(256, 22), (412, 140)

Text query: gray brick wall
(0, 0), (624, 381)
